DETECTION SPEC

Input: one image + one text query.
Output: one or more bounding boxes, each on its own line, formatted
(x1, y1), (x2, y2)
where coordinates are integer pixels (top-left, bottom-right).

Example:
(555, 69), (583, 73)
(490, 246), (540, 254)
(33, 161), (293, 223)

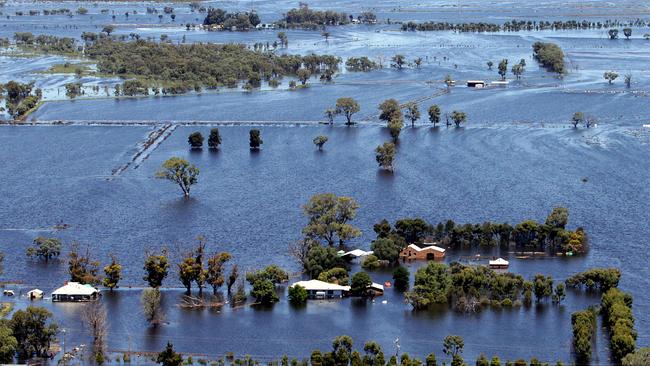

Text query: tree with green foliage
(378, 99), (402, 123)
(405, 103), (420, 127)
(313, 135), (329, 150)
(622, 348), (650, 366)
(388, 118), (403, 142)
(351, 272), (372, 296)
(405, 263), (451, 309)
(533, 274), (553, 303)
(305, 245), (347, 278)
(362, 341), (384, 366)
(532, 42), (565, 74)
(451, 111), (466, 127)
(207, 128), (222, 149)
(571, 112), (584, 128)
(623, 28), (632, 39)
(324, 108), (337, 124)
(102, 25), (115, 35)
(188, 132), (203, 148)
(103, 255), (122, 291)
(428, 105), (441, 126)
(157, 342), (182, 366)
(251, 279), (279, 305)
(249, 129), (263, 149)
(490, 356), (501, 366)
(10, 306), (58, 358)
(302, 193), (361, 248)
(375, 142), (396, 171)
(143, 251), (169, 288)
(246, 265), (289, 285)
(297, 68), (311, 85)
(476, 354), (489, 366)
(288, 284), (308, 304)
(332, 335), (354, 366)
(443, 335), (464, 357)
(361, 254), (380, 270)
(498, 59), (508, 80)
(393, 267), (410, 290)
(371, 238), (403, 263)
(572, 308), (596, 363)
(206, 252), (231, 294)
(604, 71), (619, 84)
(156, 157), (199, 197)
(425, 353), (437, 366)
(317, 267), (349, 285)
(335, 97), (360, 125)
(26, 237), (61, 262)
(566, 267), (621, 291)
(0, 323), (17, 364)
(511, 63), (524, 79)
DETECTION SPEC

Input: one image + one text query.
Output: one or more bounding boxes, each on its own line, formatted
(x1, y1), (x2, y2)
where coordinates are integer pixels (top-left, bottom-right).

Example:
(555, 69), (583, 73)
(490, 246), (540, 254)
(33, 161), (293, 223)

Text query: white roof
(407, 243), (445, 253)
(343, 249), (373, 257)
(291, 279), (350, 292)
(489, 258), (510, 266)
(28, 289), (44, 295)
(52, 282), (99, 296)
(467, 80), (486, 83)
(369, 283), (384, 291)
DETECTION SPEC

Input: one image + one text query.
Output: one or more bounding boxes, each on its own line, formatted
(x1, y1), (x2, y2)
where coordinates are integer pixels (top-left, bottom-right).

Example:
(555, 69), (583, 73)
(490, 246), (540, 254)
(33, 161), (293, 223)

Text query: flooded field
(1, 0), (649, 364)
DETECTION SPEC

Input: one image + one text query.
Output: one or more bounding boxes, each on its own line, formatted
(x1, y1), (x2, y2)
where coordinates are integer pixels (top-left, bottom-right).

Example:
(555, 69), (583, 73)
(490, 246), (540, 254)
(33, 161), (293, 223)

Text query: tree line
(401, 19), (647, 33)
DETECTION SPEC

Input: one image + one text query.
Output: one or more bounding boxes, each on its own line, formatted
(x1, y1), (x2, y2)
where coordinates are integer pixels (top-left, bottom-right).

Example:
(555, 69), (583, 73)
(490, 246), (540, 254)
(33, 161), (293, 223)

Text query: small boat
(384, 281), (391, 288)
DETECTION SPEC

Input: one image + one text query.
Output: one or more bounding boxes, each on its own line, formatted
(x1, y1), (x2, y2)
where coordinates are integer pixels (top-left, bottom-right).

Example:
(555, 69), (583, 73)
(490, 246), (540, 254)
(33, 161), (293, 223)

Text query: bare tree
(141, 288), (164, 327)
(288, 239), (314, 268)
(82, 301), (108, 361)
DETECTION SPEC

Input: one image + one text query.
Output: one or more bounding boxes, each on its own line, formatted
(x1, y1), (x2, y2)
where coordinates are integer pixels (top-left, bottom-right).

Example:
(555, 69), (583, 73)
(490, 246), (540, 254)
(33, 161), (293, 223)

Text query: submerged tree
(428, 105), (441, 127)
(103, 255), (122, 291)
(206, 252), (232, 294)
(143, 251), (170, 288)
(68, 244), (101, 285)
(378, 99), (402, 123)
(313, 135), (329, 150)
(302, 193), (361, 248)
(571, 112), (584, 128)
(249, 129), (263, 149)
(26, 237), (62, 262)
(83, 301), (108, 362)
(388, 118), (403, 142)
(157, 342), (183, 366)
(498, 59), (508, 80)
(335, 97), (360, 125)
(141, 287), (164, 326)
(188, 132), (203, 148)
(486, 61), (493, 70)
(156, 157), (199, 197)
(405, 102), (420, 127)
(443, 335), (464, 357)
(603, 71), (619, 84)
(375, 142), (396, 172)
(450, 111), (467, 127)
(207, 128), (222, 149)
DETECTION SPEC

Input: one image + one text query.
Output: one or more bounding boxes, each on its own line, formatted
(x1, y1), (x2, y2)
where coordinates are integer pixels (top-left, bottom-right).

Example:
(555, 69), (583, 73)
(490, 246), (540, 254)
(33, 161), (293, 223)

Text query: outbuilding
(399, 243), (446, 260)
(27, 289), (44, 300)
(290, 279), (350, 299)
(467, 80), (486, 88)
(489, 258), (510, 269)
(52, 282), (99, 302)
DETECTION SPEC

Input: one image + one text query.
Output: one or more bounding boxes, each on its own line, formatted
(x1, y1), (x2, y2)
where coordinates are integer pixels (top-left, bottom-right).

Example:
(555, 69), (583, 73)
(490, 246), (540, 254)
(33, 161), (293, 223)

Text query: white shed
(52, 282), (99, 302)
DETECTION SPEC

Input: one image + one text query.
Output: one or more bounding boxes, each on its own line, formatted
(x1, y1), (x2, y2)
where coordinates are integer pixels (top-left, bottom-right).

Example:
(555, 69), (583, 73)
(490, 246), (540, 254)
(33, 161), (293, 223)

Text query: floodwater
(1, 0), (650, 364)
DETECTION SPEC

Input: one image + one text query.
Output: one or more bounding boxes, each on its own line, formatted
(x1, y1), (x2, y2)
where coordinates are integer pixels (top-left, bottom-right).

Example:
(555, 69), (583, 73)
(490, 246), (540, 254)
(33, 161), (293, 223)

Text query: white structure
(489, 258), (510, 269)
(290, 279), (350, 299)
(341, 249), (373, 258)
(490, 81), (509, 87)
(27, 289), (44, 300)
(52, 282), (99, 302)
(467, 80), (486, 88)
(368, 283), (384, 295)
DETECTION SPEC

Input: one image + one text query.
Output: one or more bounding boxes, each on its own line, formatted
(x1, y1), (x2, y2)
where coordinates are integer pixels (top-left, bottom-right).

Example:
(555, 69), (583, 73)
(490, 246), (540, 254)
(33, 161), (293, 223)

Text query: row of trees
(400, 19), (645, 32)
(157, 334), (555, 366)
(571, 308), (596, 363)
(187, 129), (262, 150)
(404, 262), (566, 312)
(601, 288), (637, 361)
(532, 42), (565, 75)
(203, 8), (260, 30)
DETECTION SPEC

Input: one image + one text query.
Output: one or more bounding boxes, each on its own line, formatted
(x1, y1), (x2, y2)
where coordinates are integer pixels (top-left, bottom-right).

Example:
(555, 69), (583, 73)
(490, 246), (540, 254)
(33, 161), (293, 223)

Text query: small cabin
(367, 283), (384, 296)
(399, 243), (446, 261)
(27, 289), (44, 300)
(290, 279), (350, 299)
(52, 282), (99, 302)
(488, 258), (510, 269)
(467, 80), (486, 88)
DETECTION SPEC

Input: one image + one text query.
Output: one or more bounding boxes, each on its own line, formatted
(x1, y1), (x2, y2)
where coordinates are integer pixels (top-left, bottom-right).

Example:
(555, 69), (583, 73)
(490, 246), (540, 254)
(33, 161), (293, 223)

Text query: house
(489, 257), (509, 269)
(256, 23), (276, 30)
(467, 80), (486, 88)
(490, 81), (509, 87)
(27, 289), (44, 300)
(290, 279), (350, 299)
(399, 243), (446, 261)
(52, 282), (99, 302)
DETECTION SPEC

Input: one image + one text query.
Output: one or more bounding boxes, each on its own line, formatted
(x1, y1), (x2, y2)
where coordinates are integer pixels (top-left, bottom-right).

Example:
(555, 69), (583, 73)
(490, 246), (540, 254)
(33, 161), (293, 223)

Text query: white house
(290, 279), (350, 299)
(27, 289), (44, 300)
(52, 282), (99, 302)
(341, 249), (373, 259)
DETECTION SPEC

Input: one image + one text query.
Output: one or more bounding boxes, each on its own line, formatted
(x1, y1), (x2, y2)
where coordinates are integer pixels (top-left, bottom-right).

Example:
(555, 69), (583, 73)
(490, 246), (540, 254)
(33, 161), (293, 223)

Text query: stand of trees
(601, 288), (637, 361)
(532, 42), (565, 75)
(571, 308), (597, 363)
(565, 268), (621, 291)
(203, 8), (260, 30)
(1, 80), (42, 120)
(277, 5), (349, 29)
